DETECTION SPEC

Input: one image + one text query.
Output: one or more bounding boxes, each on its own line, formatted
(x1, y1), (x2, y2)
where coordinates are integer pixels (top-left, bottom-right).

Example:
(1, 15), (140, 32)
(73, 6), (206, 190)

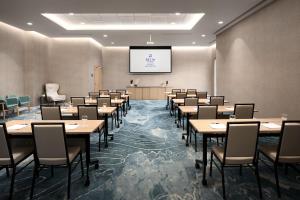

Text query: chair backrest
(224, 122), (260, 164)
(176, 92), (187, 99)
(277, 121), (300, 161)
(70, 97), (85, 107)
(187, 89), (197, 94)
(5, 97), (18, 107)
(0, 123), (13, 165)
(19, 96), (31, 104)
(196, 92), (208, 99)
(110, 92), (121, 99)
(234, 104), (255, 119)
(40, 105), (62, 120)
(99, 90), (109, 95)
(31, 123), (68, 165)
(77, 105), (98, 120)
(184, 97), (198, 106)
(210, 96), (224, 106)
(45, 83), (60, 96)
(198, 105), (217, 119)
(89, 92), (100, 99)
(97, 97), (111, 107)
(116, 89), (126, 95)
(172, 89), (181, 94)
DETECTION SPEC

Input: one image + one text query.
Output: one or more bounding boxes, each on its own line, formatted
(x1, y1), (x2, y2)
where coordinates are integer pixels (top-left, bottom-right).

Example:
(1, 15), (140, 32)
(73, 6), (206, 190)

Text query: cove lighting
(42, 13), (205, 30)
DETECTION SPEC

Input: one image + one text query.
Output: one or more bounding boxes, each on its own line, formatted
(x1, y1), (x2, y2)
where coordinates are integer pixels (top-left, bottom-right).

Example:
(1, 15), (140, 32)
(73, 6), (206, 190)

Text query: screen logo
(145, 54), (156, 68)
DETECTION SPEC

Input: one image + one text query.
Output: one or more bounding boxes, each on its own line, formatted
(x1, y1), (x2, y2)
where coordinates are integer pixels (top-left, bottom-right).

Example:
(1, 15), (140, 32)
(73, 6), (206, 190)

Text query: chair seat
(0, 146), (33, 166)
(259, 145), (300, 163)
(212, 145), (254, 165)
(39, 146), (80, 165)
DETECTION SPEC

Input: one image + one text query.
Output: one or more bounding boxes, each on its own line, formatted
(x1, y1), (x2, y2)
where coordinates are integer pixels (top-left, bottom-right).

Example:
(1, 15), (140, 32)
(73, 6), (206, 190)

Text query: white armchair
(45, 83), (66, 103)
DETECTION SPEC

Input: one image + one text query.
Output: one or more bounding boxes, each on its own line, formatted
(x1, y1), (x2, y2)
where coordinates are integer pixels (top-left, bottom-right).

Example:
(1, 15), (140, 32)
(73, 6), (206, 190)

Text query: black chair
(30, 123), (84, 199)
(40, 105), (62, 120)
(0, 123), (33, 200)
(234, 103), (255, 119)
(210, 121), (262, 199)
(70, 97), (85, 107)
(259, 121), (300, 198)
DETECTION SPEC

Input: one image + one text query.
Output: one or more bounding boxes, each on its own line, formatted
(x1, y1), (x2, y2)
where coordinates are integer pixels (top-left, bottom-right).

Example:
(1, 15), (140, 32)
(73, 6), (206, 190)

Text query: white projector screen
(129, 46), (172, 73)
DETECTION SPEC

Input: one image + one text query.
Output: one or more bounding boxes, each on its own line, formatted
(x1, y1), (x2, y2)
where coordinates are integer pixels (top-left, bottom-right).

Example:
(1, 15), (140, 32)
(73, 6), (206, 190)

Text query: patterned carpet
(0, 100), (299, 200)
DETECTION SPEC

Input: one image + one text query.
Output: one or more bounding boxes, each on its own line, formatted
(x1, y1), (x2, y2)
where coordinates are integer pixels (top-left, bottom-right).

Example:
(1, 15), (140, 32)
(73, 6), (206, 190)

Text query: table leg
(84, 134), (99, 186)
(123, 103), (126, 117)
(170, 99), (174, 116)
(127, 96), (131, 110)
(116, 106), (120, 128)
(186, 113), (190, 146)
(166, 96), (169, 110)
(195, 134), (208, 185)
(105, 114), (109, 147)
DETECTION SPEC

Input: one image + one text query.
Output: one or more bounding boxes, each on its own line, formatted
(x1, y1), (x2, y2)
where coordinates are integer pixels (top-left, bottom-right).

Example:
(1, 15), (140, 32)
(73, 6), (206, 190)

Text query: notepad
(209, 123), (226, 129)
(262, 123), (281, 129)
(7, 124), (29, 130)
(225, 107), (234, 111)
(65, 124), (79, 130)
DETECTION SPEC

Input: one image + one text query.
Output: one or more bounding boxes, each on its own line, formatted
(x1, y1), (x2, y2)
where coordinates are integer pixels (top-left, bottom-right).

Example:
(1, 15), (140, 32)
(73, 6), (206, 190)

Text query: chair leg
(6, 167), (10, 177)
(285, 164), (288, 175)
(30, 165), (38, 199)
(80, 152), (84, 177)
(209, 152), (213, 177)
(51, 166), (54, 177)
(98, 128), (101, 152)
(221, 167), (226, 199)
(255, 164), (263, 199)
(9, 166), (16, 200)
(67, 165), (71, 199)
(239, 165), (242, 176)
(194, 132), (197, 152)
(274, 164), (281, 198)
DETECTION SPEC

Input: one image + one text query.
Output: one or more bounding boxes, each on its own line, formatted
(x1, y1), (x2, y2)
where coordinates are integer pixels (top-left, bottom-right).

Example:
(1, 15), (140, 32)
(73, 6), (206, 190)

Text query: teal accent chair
(19, 96), (31, 111)
(5, 97), (19, 116)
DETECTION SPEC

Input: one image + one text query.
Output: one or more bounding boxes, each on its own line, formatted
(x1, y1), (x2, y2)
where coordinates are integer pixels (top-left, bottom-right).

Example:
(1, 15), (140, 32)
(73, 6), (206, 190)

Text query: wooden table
(60, 106), (117, 146)
(6, 120), (104, 186)
(189, 118), (282, 186)
(178, 106), (259, 145)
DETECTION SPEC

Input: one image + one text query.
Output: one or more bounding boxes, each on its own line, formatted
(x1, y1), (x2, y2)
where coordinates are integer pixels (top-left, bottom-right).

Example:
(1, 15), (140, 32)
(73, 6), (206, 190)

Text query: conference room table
(189, 118), (282, 186)
(85, 98), (127, 118)
(6, 119), (104, 186)
(178, 105), (259, 145)
(60, 106), (117, 146)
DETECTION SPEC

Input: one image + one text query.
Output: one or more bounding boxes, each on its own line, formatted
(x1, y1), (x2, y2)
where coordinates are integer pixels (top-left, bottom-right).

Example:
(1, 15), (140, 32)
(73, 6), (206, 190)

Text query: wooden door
(94, 66), (102, 92)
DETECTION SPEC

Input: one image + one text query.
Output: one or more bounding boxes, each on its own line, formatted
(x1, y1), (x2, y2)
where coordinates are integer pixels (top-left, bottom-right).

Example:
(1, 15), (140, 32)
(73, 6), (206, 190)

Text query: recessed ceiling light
(111, 42), (114, 45)
(42, 13), (205, 30)
(80, 22), (85, 25)
(201, 34), (206, 37)
(218, 21), (224, 24)
(175, 12), (181, 16)
(27, 22), (33, 26)
(192, 41), (196, 45)
(171, 22), (176, 25)
(103, 34), (108, 38)
(69, 13), (74, 16)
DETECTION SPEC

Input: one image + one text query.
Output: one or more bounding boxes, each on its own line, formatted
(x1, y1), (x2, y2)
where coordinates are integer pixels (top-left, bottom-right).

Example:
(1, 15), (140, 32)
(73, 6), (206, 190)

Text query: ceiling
(0, 0), (272, 46)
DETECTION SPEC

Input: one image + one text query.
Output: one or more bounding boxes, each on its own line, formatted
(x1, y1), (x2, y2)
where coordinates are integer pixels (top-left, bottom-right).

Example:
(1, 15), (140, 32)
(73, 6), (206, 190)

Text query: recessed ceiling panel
(42, 13), (205, 30)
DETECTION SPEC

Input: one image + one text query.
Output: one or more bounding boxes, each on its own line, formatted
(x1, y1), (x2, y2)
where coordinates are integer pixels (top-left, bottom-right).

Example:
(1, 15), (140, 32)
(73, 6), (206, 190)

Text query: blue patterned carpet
(0, 100), (299, 199)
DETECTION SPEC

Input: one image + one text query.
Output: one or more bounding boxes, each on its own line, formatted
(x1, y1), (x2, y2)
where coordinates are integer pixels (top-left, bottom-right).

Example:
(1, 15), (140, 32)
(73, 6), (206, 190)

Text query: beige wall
(102, 46), (215, 94)
(216, 0), (300, 118)
(24, 32), (49, 105)
(48, 38), (102, 99)
(0, 22), (102, 105)
(0, 22), (25, 97)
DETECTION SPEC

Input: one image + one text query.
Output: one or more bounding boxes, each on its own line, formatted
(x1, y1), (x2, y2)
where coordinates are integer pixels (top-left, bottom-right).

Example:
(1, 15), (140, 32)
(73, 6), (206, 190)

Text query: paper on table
(209, 123), (226, 129)
(262, 123), (281, 129)
(7, 124), (29, 130)
(65, 124), (79, 130)
(225, 107), (234, 111)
